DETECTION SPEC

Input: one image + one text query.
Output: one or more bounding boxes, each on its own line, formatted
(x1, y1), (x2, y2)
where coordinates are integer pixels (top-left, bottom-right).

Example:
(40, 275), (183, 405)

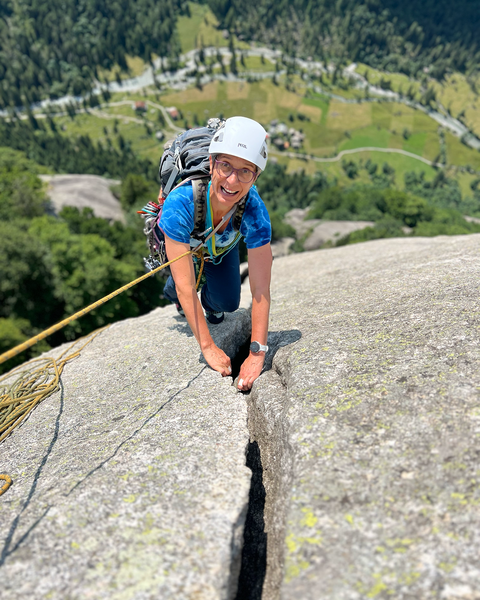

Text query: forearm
(165, 236), (216, 352)
(237, 244), (272, 390)
(250, 289), (270, 347)
(248, 244), (272, 348)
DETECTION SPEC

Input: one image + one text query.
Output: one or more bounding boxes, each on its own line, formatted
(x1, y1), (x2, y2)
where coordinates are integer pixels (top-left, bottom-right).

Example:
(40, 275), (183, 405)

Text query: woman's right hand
(202, 344), (232, 377)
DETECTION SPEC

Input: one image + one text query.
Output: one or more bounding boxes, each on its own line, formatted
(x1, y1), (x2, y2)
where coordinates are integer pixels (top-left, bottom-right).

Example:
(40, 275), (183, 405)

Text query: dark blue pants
(163, 246), (241, 313)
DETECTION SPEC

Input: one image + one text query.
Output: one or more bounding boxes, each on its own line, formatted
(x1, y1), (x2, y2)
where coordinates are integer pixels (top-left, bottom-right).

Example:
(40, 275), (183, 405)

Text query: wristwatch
(250, 341), (269, 354)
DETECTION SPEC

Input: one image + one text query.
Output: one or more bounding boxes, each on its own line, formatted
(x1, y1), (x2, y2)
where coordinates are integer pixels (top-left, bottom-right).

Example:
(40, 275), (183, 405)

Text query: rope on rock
(0, 327), (111, 495)
(0, 473), (12, 497)
(0, 327), (108, 445)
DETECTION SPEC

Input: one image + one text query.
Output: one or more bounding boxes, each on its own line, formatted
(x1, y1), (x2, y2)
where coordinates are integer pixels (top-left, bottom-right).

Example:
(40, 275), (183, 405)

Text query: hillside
(207, 0), (480, 78)
(1, 234), (479, 598)
(0, 0), (185, 108)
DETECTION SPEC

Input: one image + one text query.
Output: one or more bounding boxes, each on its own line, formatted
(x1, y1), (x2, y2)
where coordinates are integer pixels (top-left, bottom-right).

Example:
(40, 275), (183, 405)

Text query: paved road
(272, 146), (444, 168)
(5, 43), (479, 154)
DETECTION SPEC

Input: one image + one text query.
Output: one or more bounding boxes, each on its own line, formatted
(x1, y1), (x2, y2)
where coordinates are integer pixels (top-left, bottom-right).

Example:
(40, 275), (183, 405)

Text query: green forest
(207, 0), (480, 79)
(1, 0), (479, 112)
(0, 117), (156, 179)
(0, 0), (187, 108)
(0, 147), (163, 372)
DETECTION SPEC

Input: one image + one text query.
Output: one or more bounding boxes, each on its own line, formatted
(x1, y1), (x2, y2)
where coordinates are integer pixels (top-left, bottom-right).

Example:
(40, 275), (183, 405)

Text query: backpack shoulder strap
(232, 194), (248, 232)
(192, 177), (209, 238)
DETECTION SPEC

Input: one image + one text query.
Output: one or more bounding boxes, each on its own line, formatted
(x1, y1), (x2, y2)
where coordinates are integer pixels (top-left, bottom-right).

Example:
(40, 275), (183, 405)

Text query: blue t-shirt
(159, 181), (271, 262)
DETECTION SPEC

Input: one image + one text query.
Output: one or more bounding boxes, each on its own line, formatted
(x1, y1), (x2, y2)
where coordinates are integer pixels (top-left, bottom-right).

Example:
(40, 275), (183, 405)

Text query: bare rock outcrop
(40, 174), (123, 222)
(1, 308), (252, 599)
(2, 234), (480, 600)
(284, 208), (374, 251)
(251, 234), (480, 599)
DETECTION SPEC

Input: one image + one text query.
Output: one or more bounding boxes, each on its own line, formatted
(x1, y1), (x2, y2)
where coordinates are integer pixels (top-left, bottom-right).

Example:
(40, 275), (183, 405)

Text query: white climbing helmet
(209, 116), (268, 171)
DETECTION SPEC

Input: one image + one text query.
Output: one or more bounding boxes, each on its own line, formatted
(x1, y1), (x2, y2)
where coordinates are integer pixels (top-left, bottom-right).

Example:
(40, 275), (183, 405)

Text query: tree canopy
(0, 147), (165, 373)
(207, 0), (480, 79)
(0, 0), (187, 108)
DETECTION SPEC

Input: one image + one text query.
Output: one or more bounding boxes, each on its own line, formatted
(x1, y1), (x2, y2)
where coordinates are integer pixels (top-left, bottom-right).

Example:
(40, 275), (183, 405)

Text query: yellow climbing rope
(0, 327), (108, 445)
(0, 247), (204, 367)
(0, 243), (206, 496)
(0, 474), (12, 497)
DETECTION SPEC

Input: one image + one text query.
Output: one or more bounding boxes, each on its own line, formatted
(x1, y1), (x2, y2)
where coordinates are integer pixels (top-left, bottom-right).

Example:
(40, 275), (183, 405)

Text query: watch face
(250, 342), (260, 353)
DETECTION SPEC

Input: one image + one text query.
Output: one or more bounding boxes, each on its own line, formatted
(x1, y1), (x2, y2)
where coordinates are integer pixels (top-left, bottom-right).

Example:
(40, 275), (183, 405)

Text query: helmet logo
(238, 143), (247, 149)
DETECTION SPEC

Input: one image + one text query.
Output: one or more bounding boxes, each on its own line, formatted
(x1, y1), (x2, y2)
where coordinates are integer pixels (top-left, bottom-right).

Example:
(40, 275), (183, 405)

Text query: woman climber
(159, 116), (272, 391)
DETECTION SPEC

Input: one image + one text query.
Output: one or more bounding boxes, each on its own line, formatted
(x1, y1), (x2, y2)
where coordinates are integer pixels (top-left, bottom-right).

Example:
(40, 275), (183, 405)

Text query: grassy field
(432, 73), (480, 137)
(355, 64), (422, 99)
(274, 149), (437, 186)
(48, 73), (480, 196)
(445, 131), (480, 171)
(213, 54), (276, 74)
(355, 64), (480, 139)
(97, 55), (148, 83)
(176, 2), (249, 53)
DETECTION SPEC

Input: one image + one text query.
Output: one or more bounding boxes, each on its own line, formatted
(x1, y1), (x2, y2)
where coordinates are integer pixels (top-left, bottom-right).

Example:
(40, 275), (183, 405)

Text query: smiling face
(209, 153), (258, 216)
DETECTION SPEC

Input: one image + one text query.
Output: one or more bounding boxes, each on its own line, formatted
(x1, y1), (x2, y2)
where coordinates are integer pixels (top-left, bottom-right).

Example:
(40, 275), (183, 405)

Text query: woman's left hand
(237, 353), (265, 391)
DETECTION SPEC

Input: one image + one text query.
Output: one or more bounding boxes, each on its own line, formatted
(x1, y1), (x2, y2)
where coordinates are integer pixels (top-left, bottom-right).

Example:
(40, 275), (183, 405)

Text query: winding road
(272, 146), (444, 168)
(7, 43), (480, 161)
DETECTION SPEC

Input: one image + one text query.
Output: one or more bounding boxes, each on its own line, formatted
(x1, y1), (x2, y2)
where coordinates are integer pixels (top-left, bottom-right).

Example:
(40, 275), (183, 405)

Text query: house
(291, 135), (302, 149)
(133, 101), (147, 112)
(166, 106), (179, 120)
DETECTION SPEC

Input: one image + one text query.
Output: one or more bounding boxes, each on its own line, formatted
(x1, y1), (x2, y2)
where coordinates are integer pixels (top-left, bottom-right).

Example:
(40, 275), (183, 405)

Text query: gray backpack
(159, 118), (224, 198)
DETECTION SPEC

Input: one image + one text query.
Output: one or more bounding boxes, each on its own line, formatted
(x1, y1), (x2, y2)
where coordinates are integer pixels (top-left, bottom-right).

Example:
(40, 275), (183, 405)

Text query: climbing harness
(139, 177), (247, 272)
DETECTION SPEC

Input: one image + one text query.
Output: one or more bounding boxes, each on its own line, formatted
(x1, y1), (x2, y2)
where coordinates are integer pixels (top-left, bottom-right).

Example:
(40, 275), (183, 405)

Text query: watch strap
(250, 341), (269, 353)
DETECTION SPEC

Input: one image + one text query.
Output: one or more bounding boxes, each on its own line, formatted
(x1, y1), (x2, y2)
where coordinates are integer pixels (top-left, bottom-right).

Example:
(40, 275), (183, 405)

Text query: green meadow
(49, 70), (480, 191)
(176, 2), (249, 53)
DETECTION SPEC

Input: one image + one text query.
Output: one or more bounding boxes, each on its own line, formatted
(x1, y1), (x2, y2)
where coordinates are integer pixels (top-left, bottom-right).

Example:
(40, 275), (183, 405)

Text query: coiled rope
(0, 327), (108, 444)
(0, 327), (108, 496)
(0, 474), (12, 497)
(0, 245), (207, 496)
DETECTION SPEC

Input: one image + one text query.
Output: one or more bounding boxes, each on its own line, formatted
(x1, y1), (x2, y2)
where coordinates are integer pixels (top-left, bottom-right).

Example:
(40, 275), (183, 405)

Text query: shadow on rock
(234, 440), (266, 600)
(0, 380), (65, 567)
(168, 318), (194, 337)
(264, 329), (302, 372)
(230, 330), (302, 389)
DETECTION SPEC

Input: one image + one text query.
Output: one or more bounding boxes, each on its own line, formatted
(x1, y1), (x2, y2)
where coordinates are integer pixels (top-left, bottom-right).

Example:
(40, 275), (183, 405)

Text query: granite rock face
(284, 208), (374, 251)
(2, 234), (480, 600)
(40, 174), (123, 222)
(250, 234), (480, 599)
(0, 307), (252, 600)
